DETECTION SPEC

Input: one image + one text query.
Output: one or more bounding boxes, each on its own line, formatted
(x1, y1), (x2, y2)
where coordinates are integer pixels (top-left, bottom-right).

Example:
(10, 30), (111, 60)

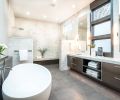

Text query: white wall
(0, 0), (8, 85)
(10, 18), (61, 59)
(113, 0), (120, 58)
(8, 0), (15, 37)
(0, 0), (8, 45)
(8, 37), (33, 66)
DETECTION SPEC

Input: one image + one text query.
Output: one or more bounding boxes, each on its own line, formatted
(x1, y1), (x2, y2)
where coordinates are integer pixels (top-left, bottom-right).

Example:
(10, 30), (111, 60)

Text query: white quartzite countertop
(68, 54), (120, 65)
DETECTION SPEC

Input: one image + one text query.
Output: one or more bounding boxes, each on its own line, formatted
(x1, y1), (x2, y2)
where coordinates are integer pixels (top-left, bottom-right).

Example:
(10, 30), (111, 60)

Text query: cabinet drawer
(72, 57), (83, 66)
(102, 71), (120, 90)
(72, 63), (83, 72)
(102, 62), (120, 75)
(71, 63), (78, 71)
(72, 57), (79, 64)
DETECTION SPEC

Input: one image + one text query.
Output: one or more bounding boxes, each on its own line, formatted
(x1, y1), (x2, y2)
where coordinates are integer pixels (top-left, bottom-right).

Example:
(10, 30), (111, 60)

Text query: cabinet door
(71, 57), (83, 72)
(67, 55), (73, 67)
(4, 57), (13, 79)
(102, 62), (120, 91)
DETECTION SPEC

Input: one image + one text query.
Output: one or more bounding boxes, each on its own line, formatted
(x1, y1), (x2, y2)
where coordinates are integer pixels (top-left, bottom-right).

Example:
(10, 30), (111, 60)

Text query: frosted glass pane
(94, 39), (111, 52)
(93, 3), (111, 21)
(94, 21), (111, 36)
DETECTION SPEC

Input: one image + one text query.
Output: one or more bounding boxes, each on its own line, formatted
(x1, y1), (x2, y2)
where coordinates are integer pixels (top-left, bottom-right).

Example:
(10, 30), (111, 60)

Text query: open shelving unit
(83, 59), (102, 80)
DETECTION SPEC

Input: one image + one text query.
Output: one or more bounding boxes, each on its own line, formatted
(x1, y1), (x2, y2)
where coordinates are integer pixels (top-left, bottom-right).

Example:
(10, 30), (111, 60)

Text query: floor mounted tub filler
(2, 63), (52, 100)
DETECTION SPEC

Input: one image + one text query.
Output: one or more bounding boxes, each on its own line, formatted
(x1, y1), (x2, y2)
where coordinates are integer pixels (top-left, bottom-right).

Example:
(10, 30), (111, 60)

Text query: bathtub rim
(2, 63), (52, 99)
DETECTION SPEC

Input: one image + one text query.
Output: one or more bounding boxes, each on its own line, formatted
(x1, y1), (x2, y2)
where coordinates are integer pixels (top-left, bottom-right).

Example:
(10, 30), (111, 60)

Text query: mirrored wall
(78, 13), (87, 41)
(78, 10), (88, 52)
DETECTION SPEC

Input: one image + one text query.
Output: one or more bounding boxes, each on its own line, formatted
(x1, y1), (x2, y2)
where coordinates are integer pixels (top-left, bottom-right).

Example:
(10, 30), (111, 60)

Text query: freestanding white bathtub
(2, 63), (52, 100)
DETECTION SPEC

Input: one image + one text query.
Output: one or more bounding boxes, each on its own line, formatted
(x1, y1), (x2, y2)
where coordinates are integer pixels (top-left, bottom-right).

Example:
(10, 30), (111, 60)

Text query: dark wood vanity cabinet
(102, 62), (120, 91)
(67, 55), (120, 91)
(67, 55), (83, 72)
(70, 57), (83, 72)
(67, 55), (73, 67)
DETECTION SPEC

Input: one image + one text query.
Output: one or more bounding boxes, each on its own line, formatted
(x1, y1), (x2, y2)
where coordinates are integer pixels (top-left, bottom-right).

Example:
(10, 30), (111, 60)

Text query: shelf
(83, 65), (101, 72)
(82, 72), (102, 81)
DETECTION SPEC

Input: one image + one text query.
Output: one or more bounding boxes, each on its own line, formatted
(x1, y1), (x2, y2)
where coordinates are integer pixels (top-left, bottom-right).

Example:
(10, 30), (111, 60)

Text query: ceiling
(10, 0), (94, 23)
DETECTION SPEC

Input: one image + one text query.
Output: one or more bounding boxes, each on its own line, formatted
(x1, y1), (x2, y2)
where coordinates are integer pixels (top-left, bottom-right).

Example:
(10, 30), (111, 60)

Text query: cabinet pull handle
(72, 63), (77, 66)
(114, 77), (120, 81)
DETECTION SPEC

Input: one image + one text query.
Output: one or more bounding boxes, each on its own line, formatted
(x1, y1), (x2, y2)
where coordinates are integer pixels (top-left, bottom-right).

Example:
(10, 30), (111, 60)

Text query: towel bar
(14, 50), (32, 52)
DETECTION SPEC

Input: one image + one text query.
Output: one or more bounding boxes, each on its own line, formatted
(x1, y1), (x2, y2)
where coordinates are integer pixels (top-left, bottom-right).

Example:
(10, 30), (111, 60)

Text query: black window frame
(90, 0), (113, 57)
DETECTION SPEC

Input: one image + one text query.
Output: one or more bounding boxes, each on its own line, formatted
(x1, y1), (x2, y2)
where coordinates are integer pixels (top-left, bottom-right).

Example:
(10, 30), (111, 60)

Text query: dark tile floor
(45, 64), (120, 100)
(1, 64), (120, 100)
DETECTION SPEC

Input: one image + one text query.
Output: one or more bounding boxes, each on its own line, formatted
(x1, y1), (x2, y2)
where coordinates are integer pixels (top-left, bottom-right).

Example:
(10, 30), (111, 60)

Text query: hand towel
(19, 50), (28, 61)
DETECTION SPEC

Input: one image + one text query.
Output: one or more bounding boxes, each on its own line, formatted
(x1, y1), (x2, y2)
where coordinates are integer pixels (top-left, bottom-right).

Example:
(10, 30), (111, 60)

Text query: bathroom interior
(0, 0), (120, 100)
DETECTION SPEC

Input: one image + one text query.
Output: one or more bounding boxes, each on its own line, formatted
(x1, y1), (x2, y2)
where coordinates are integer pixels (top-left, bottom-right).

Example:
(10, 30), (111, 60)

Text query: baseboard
(59, 66), (70, 71)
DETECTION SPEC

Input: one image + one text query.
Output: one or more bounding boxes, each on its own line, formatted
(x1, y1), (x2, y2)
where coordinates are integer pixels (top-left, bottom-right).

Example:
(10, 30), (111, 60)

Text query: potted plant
(0, 43), (8, 57)
(38, 48), (47, 58)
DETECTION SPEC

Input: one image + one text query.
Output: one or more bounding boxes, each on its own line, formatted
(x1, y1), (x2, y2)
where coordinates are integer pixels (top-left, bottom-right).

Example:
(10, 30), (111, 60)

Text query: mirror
(78, 11), (88, 52)
(78, 15), (87, 41)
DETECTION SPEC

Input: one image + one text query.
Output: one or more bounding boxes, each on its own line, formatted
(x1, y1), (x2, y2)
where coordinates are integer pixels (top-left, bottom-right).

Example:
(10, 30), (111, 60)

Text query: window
(94, 39), (111, 52)
(90, 0), (112, 57)
(93, 3), (111, 21)
(93, 21), (111, 36)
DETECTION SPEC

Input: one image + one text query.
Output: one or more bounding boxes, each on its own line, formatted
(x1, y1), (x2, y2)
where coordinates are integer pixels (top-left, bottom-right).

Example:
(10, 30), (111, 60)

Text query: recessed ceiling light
(51, 3), (56, 7)
(53, 0), (57, 2)
(43, 15), (47, 19)
(26, 11), (30, 15)
(56, 18), (59, 22)
(72, 4), (76, 8)
(51, 0), (57, 7)
(56, 17), (60, 21)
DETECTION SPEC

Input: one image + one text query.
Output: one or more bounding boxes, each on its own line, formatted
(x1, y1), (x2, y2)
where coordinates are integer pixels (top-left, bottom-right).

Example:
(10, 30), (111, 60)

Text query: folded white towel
(86, 69), (98, 78)
(88, 61), (99, 68)
(19, 50), (28, 61)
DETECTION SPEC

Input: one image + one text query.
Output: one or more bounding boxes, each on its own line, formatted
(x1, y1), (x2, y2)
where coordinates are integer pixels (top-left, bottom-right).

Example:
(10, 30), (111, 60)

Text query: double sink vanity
(67, 54), (120, 92)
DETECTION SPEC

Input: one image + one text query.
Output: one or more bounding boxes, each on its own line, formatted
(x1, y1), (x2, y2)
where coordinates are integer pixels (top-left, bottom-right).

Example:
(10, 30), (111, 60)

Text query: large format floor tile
(45, 64), (120, 100)
(0, 64), (120, 100)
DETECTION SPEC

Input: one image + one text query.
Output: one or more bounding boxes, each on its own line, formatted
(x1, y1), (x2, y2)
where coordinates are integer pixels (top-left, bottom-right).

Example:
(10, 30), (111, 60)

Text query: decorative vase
(91, 48), (96, 56)
(41, 54), (44, 58)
